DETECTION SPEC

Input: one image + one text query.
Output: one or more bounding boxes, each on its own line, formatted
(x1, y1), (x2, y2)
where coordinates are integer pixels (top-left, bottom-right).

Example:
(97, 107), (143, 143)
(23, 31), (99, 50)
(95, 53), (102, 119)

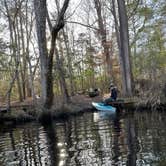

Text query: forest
(0, 1), (166, 165)
(0, 0), (165, 113)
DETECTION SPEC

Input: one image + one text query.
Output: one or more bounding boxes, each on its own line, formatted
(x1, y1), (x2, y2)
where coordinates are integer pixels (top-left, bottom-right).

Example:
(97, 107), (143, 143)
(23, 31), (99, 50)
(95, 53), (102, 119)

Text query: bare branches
(49, 0), (70, 58)
(66, 20), (99, 31)
(128, 0), (141, 19)
(46, 4), (52, 32)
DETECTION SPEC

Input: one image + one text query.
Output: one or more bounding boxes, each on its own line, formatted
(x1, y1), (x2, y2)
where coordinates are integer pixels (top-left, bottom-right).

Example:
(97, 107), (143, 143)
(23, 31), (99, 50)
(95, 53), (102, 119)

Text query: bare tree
(117, 0), (133, 96)
(34, 0), (70, 109)
(62, 28), (74, 96)
(54, 0), (71, 103)
(93, 0), (112, 79)
(4, 0), (23, 110)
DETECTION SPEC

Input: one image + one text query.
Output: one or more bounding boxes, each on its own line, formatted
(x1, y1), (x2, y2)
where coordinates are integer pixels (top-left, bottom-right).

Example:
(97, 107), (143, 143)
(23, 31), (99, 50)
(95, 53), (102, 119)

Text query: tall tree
(34, 0), (70, 109)
(34, 0), (49, 108)
(93, 0), (112, 79)
(54, 0), (70, 103)
(4, 0), (23, 110)
(117, 0), (133, 96)
(62, 28), (74, 96)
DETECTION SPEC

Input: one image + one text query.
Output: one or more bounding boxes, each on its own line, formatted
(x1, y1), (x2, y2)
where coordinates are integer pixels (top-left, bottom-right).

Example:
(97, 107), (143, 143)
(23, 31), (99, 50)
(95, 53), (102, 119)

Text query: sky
(47, 0), (89, 35)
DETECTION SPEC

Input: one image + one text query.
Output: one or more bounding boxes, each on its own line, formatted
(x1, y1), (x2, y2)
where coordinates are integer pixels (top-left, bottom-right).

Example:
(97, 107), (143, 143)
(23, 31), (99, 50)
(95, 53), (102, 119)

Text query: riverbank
(0, 94), (165, 124)
(0, 95), (102, 124)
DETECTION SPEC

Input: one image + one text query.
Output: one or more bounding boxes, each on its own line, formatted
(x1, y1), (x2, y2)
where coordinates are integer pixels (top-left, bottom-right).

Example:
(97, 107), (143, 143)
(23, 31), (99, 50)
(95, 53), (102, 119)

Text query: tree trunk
(54, 0), (71, 101)
(5, 63), (19, 111)
(94, 0), (112, 79)
(34, 0), (53, 109)
(55, 46), (70, 103)
(25, 1), (36, 103)
(112, 0), (126, 94)
(4, 0), (23, 104)
(117, 0), (133, 96)
(34, 0), (70, 109)
(13, 15), (23, 102)
(62, 29), (74, 96)
(19, 7), (27, 100)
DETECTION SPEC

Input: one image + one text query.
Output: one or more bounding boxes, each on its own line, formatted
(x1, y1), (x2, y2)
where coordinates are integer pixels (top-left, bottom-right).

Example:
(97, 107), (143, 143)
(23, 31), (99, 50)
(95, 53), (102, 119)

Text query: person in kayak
(110, 84), (117, 101)
(104, 83), (118, 105)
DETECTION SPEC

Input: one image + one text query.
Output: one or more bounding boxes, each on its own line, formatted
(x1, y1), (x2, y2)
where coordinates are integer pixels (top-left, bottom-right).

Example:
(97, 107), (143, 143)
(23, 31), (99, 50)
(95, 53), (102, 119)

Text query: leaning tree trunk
(5, 63), (19, 111)
(117, 0), (133, 96)
(34, 0), (70, 109)
(55, 46), (70, 103)
(54, 0), (71, 102)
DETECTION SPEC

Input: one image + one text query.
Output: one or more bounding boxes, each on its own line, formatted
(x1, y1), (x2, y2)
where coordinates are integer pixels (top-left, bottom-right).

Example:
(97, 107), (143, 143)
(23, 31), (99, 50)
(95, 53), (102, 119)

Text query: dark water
(0, 111), (166, 166)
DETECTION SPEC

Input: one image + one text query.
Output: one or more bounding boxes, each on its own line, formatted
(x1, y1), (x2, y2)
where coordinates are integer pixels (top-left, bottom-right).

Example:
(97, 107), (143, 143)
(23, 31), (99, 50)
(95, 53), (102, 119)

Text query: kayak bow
(92, 102), (116, 113)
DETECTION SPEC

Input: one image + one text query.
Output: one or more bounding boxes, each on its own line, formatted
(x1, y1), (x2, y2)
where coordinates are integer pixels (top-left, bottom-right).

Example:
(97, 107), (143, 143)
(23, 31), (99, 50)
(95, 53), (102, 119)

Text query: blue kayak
(92, 102), (116, 113)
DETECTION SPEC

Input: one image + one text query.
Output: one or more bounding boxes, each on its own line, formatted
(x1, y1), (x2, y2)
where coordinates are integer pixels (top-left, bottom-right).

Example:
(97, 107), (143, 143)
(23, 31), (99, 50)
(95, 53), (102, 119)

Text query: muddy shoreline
(0, 95), (165, 124)
(0, 94), (101, 124)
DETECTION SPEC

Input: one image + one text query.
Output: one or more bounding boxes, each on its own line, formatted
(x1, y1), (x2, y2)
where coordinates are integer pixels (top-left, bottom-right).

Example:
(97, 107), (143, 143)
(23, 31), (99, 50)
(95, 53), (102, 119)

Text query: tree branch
(49, 0), (70, 60)
(66, 20), (99, 31)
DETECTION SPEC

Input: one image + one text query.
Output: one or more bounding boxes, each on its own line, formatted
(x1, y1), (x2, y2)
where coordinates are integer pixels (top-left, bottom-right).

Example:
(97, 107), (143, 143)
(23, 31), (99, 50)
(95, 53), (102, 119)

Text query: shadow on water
(43, 124), (59, 166)
(0, 110), (166, 165)
(125, 114), (140, 166)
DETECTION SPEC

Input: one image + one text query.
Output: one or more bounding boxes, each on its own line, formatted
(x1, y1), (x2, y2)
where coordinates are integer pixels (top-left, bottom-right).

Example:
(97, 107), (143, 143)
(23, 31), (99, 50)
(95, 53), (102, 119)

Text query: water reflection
(0, 111), (166, 165)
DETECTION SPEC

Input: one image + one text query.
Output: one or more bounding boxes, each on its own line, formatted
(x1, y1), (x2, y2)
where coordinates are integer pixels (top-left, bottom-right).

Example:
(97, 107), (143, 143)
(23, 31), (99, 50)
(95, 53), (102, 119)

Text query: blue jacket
(111, 88), (117, 100)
